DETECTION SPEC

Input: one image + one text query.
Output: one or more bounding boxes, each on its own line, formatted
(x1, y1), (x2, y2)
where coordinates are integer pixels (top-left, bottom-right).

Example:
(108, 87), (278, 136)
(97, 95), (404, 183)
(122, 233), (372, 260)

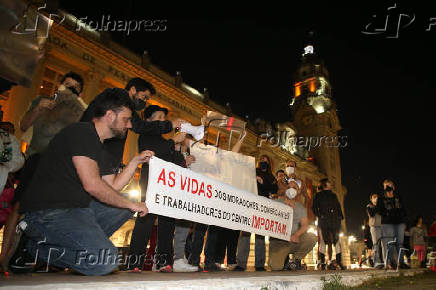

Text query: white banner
(189, 142), (258, 194)
(146, 157), (293, 241)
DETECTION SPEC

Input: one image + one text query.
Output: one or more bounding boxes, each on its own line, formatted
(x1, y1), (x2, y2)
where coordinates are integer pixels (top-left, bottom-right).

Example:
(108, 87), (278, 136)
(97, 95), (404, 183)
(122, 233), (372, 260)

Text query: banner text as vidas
(145, 157), (293, 241)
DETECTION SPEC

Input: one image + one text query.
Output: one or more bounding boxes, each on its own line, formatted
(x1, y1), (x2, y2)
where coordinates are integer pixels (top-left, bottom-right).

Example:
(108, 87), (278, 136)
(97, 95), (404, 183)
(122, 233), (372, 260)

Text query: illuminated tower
(291, 43), (347, 229)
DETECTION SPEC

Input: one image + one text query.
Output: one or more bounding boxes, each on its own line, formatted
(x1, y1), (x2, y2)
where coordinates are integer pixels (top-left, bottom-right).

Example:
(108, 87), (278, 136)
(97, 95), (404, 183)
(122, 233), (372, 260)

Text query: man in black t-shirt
(19, 88), (153, 276)
(80, 78), (181, 165)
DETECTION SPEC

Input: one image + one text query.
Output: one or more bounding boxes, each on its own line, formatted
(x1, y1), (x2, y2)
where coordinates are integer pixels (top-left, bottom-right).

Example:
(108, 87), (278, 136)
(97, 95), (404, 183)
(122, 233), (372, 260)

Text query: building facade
(0, 16), (349, 266)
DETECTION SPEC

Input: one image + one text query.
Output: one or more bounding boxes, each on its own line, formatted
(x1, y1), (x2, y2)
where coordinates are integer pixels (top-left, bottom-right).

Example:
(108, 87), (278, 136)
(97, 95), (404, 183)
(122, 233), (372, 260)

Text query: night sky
(59, 1), (436, 237)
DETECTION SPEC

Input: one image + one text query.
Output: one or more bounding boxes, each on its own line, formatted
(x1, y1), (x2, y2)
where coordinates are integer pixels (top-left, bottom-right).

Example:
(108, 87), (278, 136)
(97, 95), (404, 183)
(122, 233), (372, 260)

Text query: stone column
(81, 69), (105, 104)
(7, 48), (50, 141)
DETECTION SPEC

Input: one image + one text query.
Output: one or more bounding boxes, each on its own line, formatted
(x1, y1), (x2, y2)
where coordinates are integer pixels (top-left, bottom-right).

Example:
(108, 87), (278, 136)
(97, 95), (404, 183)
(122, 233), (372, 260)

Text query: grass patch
(350, 271), (436, 289)
(321, 274), (348, 290)
(321, 271), (436, 290)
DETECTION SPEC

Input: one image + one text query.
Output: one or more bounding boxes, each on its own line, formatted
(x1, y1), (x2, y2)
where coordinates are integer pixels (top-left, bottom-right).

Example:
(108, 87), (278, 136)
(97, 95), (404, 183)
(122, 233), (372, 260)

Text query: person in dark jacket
(81, 78), (181, 165)
(377, 179), (409, 269)
(234, 155), (278, 271)
(256, 155), (279, 198)
(127, 105), (186, 273)
(312, 178), (344, 270)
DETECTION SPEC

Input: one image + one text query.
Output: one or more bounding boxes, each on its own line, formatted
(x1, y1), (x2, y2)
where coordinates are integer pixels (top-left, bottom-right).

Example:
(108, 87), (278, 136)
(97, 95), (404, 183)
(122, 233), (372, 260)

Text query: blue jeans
(381, 223), (406, 266)
(23, 199), (132, 275)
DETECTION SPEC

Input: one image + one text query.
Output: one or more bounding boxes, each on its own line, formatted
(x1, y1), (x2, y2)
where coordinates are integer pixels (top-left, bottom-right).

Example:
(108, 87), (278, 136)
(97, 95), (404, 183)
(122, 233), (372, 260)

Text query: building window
(310, 80), (316, 92)
(295, 84), (301, 97)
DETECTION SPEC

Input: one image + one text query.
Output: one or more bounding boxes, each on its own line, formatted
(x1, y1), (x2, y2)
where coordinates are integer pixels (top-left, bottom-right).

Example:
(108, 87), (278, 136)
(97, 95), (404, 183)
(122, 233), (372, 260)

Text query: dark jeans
(128, 213), (175, 268)
(381, 223), (406, 266)
(188, 223), (207, 266)
(204, 225), (220, 265)
(215, 228), (239, 265)
(23, 199), (132, 276)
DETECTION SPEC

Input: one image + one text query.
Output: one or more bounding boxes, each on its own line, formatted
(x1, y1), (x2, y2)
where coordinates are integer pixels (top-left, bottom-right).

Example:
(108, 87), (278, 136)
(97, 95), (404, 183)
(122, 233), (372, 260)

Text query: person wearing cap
(128, 105), (190, 273)
(81, 78), (182, 165)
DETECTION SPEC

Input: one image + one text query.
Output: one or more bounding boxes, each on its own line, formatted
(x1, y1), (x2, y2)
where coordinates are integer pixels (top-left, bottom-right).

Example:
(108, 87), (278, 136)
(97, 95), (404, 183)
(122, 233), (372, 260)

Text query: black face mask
(66, 86), (80, 96)
(385, 185), (393, 192)
(259, 161), (269, 170)
(133, 97), (146, 111)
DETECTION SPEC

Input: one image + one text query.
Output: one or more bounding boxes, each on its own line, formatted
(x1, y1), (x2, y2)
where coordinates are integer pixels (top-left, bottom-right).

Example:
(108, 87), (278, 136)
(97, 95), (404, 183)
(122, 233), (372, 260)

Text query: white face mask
(286, 187), (297, 200)
(285, 166), (294, 176)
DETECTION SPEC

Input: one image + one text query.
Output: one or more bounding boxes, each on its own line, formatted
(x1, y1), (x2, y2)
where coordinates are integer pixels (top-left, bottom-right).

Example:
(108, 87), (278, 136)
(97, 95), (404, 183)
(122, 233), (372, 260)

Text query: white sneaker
(226, 263), (238, 271)
(181, 123), (204, 141)
(173, 258), (199, 272)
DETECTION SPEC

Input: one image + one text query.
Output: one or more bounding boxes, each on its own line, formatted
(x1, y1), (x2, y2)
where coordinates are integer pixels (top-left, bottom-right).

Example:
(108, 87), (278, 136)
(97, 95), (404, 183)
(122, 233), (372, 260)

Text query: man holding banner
(18, 88), (151, 275)
(128, 105), (190, 273)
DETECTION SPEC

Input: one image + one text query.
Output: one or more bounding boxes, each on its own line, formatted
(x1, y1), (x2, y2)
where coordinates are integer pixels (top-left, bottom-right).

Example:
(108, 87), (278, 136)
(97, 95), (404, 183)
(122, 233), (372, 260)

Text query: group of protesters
(0, 71), (349, 276)
(365, 180), (436, 270)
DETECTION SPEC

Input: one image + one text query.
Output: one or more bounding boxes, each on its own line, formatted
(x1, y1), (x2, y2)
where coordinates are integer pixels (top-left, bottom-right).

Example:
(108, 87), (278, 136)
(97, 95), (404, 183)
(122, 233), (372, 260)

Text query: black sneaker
(327, 261), (337, 270)
(231, 265), (245, 271)
(317, 263), (326, 270)
(203, 263), (223, 272)
(399, 263), (410, 269)
(255, 266), (266, 271)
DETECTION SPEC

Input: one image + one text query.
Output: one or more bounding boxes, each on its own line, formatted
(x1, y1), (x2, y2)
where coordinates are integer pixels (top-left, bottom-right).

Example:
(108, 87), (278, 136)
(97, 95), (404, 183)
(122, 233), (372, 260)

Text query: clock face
(302, 115), (313, 126)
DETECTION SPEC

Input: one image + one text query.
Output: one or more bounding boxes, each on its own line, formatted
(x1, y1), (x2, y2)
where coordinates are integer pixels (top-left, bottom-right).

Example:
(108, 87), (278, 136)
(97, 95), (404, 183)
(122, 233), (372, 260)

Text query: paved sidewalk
(0, 269), (429, 289)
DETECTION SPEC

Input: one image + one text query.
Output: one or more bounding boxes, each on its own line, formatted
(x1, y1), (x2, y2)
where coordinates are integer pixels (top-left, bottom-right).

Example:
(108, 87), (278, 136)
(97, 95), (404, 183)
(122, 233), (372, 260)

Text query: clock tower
(291, 43), (347, 229)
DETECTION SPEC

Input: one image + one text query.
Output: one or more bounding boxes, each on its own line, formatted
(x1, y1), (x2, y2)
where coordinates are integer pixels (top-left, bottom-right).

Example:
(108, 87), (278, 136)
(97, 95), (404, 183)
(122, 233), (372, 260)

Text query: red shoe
(128, 267), (142, 273)
(158, 265), (173, 273)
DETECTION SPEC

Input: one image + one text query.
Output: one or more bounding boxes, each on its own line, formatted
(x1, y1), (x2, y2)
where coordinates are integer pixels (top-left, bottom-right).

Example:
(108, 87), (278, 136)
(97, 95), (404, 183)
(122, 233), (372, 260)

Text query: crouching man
(268, 170), (316, 270)
(19, 88), (152, 275)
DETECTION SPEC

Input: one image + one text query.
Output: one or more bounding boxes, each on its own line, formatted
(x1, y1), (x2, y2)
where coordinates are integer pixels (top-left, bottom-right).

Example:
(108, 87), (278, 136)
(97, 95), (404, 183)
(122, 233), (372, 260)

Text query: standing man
(378, 179), (409, 270)
(81, 78), (181, 164)
(234, 155), (278, 271)
(312, 178), (345, 270)
(128, 105), (188, 273)
(20, 71), (86, 156)
(4, 72), (86, 272)
(19, 88), (152, 275)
